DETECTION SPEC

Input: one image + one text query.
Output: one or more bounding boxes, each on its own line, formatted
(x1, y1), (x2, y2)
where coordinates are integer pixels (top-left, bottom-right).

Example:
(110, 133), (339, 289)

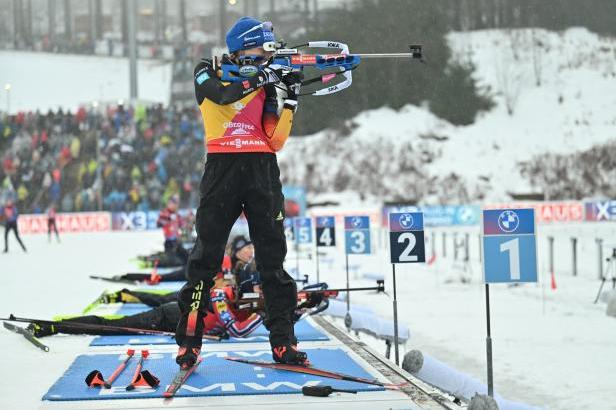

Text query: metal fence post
(571, 237), (577, 277)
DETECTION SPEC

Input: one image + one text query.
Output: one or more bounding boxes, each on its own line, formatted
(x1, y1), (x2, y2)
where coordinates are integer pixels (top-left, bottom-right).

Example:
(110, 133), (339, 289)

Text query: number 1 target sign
(316, 216), (336, 247)
(389, 212), (425, 263)
(482, 209), (537, 283)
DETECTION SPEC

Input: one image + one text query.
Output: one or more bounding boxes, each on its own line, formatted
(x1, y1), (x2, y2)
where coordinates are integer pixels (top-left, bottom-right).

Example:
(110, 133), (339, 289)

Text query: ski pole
(125, 350), (159, 390)
(104, 349), (135, 388)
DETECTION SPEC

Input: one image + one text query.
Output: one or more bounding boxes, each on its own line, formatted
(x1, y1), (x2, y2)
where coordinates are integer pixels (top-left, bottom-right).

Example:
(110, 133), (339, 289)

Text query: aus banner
(19, 212), (111, 234)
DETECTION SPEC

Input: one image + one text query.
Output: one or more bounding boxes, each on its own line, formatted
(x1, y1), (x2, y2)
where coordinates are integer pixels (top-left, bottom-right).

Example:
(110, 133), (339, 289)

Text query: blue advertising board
(389, 212), (425, 263)
(382, 205), (480, 227)
(344, 216), (371, 255)
(585, 201), (616, 222)
(482, 209), (538, 283)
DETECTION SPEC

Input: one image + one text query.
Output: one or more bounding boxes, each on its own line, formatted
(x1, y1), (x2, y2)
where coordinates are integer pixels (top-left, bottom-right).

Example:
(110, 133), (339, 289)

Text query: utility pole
(48, 0), (56, 46)
(154, 0), (161, 42)
(88, 0), (96, 44)
(25, 0), (32, 48)
(94, 0), (102, 40)
(13, 0), (21, 48)
(219, 0), (226, 47)
(63, 0), (71, 45)
(180, 0), (187, 45)
(127, 0), (138, 100)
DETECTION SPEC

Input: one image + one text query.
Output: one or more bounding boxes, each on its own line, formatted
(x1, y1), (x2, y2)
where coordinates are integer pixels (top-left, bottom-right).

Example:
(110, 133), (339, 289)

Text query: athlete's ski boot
(272, 344), (309, 365)
(26, 322), (56, 338)
(176, 345), (201, 369)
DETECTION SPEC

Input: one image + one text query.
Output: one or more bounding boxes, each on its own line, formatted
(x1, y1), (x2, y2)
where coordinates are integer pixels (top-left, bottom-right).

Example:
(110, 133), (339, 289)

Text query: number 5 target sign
(482, 209), (537, 283)
(389, 212), (425, 263)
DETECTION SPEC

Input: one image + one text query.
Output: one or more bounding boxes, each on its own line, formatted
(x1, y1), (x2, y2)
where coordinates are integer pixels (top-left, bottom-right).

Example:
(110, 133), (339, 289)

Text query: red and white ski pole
(85, 348), (135, 388)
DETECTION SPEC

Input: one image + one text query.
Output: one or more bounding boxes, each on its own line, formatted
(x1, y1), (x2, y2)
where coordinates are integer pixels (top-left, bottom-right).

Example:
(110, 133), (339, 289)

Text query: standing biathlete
(47, 204), (60, 243)
(1, 199), (27, 253)
(175, 17), (305, 368)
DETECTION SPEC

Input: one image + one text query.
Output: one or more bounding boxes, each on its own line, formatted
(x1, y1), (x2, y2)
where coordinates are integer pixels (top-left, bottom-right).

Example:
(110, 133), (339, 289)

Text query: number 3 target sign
(344, 216), (371, 254)
(482, 209), (537, 283)
(389, 212), (425, 263)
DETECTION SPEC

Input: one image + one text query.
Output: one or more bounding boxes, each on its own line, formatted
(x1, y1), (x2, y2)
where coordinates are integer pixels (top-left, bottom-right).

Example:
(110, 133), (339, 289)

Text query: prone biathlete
(28, 271), (263, 340)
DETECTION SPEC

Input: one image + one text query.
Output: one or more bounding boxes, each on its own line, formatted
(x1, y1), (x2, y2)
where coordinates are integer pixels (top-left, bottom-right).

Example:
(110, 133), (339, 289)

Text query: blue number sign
(344, 216), (371, 254)
(389, 212), (425, 263)
(482, 209), (538, 283)
(293, 217), (313, 244)
(283, 218), (294, 242)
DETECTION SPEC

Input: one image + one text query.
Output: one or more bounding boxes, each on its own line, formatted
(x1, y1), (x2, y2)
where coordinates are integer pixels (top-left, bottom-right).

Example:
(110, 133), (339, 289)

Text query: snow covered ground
(2, 224), (616, 409)
(0, 51), (172, 114)
(279, 28), (616, 202)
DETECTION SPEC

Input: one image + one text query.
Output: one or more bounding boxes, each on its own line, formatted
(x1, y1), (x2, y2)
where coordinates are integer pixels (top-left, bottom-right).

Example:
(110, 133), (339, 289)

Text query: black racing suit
(175, 57), (298, 351)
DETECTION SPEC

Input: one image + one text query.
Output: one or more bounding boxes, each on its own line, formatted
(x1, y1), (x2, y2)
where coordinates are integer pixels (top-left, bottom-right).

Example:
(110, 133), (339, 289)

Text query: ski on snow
(163, 356), (203, 399)
(225, 357), (407, 389)
(3, 321), (49, 352)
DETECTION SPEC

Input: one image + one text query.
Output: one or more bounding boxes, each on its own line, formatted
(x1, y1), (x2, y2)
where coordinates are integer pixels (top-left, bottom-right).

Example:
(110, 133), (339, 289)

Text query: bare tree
(531, 29), (543, 86)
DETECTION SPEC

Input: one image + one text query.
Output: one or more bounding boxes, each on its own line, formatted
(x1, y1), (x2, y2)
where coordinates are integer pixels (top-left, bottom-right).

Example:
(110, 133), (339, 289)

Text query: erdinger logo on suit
(231, 102), (245, 111)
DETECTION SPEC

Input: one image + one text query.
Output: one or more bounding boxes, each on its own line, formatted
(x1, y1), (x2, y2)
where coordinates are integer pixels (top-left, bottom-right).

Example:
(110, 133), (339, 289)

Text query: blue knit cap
(226, 17), (275, 53)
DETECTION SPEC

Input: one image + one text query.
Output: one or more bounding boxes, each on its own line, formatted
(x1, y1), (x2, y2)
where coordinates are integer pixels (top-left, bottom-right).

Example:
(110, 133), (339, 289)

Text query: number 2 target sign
(389, 212), (425, 263)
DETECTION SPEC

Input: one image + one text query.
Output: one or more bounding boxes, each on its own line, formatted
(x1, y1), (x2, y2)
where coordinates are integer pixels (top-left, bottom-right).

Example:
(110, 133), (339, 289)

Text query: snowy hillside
(0, 51), (172, 114)
(279, 28), (616, 203)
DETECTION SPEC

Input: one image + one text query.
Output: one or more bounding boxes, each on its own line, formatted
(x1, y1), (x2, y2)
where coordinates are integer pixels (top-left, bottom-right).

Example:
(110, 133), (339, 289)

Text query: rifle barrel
(355, 53), (416, 58)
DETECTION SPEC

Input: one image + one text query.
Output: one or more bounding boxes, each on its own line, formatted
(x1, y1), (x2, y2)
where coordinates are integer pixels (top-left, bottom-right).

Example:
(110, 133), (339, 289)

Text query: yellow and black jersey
(194, 58), (294, 153)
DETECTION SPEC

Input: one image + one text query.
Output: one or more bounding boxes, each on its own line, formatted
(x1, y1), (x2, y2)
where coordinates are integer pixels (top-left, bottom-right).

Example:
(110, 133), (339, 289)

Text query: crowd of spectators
(0, 103), (205, 214)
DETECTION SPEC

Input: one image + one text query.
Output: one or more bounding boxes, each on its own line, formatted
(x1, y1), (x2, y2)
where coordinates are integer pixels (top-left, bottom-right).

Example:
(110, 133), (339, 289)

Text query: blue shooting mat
(43, 348), (384, 401)
(89, 319), (329, 346)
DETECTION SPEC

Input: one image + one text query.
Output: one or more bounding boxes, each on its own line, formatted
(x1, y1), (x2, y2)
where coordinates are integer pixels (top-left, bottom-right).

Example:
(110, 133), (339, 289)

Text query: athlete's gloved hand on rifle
(282, 71), (303, 112)
(261, 66), (284, 85)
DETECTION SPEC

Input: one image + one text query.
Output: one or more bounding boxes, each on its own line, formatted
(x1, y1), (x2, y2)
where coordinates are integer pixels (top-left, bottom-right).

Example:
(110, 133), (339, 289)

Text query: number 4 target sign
(389, 212), (425, 263)
(316, 216), (336, 247)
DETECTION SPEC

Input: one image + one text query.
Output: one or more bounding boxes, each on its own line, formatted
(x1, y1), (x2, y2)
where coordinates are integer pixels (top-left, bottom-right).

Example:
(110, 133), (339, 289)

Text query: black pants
(48, 218), (60, 241)
(124, 290), (178, 307)
(164, 239), (189, 265)
(176, 153), (296, 348)
(4, 221), (26, 252)
(55, 302), (180, 335)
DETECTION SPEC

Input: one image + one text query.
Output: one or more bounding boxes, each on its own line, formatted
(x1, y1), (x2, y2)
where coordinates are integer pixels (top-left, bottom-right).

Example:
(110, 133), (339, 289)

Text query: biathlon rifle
(235, 281), (385, 313)
(218, 41), (423, 96)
